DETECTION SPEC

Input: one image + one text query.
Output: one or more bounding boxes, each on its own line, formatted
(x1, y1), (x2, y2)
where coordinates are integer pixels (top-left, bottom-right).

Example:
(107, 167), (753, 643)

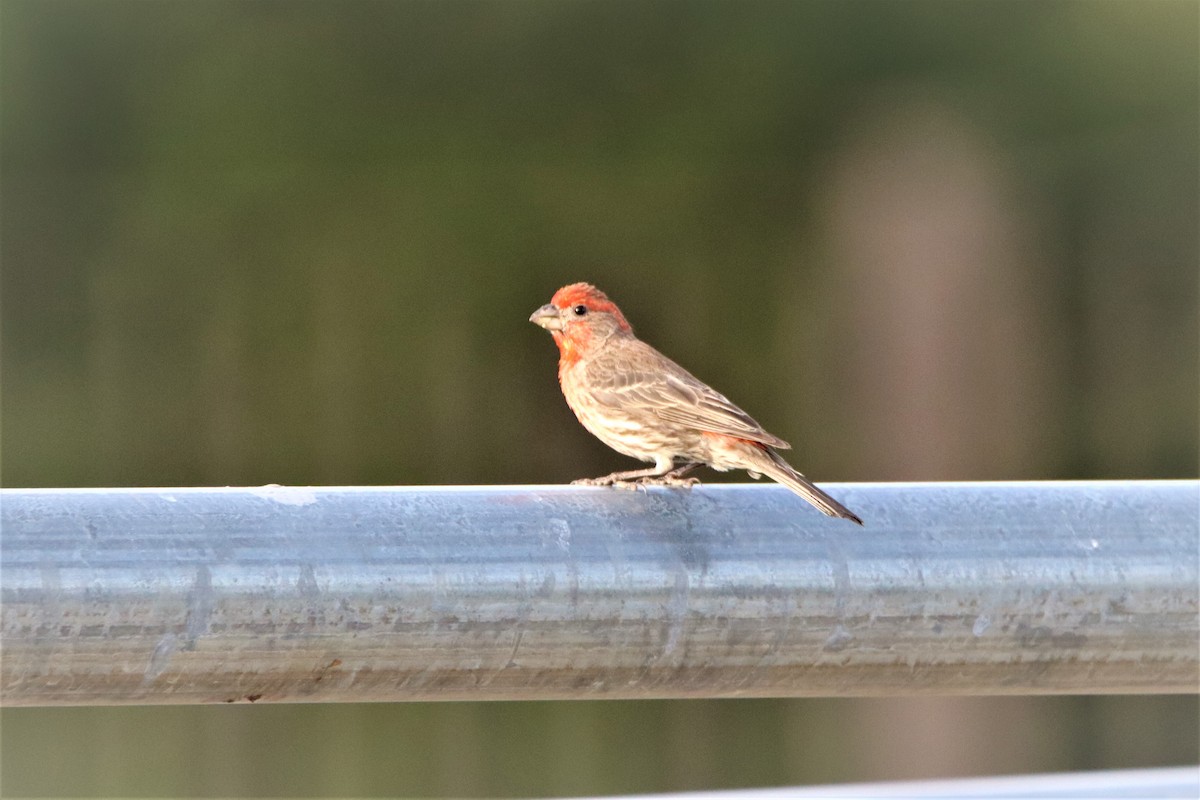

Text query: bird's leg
(648, 461), (701, 488)
(573, 458), (700, 490)
(573, 464), (670, 489)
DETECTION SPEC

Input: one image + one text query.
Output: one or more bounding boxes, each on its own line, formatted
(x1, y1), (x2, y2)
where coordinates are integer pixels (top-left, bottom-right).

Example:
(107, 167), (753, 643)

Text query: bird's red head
(550, 283), (631, 329)
(529, 283), (632, 367)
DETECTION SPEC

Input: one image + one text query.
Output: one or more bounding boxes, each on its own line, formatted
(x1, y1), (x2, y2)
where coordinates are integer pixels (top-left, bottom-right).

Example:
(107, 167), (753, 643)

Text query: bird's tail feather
(759, 449), (863, 525)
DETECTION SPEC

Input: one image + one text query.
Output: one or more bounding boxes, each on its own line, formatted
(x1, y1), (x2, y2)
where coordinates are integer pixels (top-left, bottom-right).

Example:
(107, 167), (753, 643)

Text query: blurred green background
(2, 0), (1197, 796)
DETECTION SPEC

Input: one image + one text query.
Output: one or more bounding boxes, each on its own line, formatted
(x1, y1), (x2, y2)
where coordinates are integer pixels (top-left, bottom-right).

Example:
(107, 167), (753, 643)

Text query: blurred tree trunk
(811, 95), (1067, 777)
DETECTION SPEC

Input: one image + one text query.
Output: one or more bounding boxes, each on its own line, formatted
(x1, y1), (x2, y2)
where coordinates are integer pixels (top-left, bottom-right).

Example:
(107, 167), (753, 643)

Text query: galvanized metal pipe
(1, 481), (1196, 706)
(587, 766), (1200, 800)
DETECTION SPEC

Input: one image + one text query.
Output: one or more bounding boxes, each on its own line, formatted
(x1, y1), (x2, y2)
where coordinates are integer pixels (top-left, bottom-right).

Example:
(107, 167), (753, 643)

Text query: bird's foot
(572, 476), (614, 487)
(571, 475), (700, 491)
(571, 476), (646, 491)
(636, 476), (700, 489)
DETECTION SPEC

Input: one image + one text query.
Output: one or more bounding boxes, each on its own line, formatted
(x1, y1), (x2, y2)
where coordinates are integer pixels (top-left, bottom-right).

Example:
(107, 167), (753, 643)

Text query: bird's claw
(572, 476), (700, 491)
(571, 477), (644, 491)
(641, 476), (700, 489)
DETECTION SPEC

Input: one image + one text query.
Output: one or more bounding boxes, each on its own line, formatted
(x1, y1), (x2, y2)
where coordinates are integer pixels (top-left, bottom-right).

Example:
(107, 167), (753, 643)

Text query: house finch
(530, 282), (863, 524)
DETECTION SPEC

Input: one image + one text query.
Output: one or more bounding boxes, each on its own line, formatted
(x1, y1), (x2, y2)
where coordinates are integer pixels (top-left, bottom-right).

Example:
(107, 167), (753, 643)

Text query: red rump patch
(703, 430), (768, 452)
(551, 283), (631, 332)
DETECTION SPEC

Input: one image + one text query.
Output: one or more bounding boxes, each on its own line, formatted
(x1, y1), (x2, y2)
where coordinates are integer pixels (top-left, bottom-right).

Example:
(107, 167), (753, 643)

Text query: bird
(530, 282), (863, 524)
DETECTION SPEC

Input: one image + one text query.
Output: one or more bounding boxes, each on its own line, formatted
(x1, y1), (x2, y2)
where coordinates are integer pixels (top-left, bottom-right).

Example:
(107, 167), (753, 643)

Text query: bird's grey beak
(529, 303), (562, 331)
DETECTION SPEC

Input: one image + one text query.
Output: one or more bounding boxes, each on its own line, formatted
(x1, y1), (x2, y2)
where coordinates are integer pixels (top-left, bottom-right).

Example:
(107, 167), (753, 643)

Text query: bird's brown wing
(652, 372), (792, 449)
(586, 342), (792, 450)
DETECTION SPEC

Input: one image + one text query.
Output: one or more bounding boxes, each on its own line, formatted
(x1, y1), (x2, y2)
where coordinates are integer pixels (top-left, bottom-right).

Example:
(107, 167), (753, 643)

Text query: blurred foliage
(1, 0), (1197, 797)
(2, 696), (1196, 797)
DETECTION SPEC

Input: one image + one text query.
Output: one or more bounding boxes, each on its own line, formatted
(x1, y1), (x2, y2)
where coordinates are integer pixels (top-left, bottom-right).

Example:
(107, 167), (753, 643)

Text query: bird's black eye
(572, 305), (588, 316)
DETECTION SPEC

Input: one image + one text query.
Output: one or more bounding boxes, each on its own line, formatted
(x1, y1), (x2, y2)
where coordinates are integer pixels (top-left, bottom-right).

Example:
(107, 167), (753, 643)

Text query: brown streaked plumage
(530, 282), (862, 524)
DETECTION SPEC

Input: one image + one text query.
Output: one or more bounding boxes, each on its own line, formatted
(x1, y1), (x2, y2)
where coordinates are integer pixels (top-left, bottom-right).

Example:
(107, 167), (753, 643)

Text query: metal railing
(579, 766), (1200, 799)
(1, 481), (1196, 706)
